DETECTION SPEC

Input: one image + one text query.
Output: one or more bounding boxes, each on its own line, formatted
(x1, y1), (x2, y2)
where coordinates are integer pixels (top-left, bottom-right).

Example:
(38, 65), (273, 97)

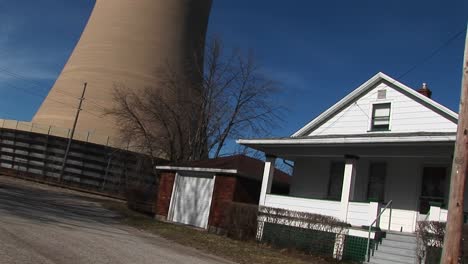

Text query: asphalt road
(0, 176), (234, 264)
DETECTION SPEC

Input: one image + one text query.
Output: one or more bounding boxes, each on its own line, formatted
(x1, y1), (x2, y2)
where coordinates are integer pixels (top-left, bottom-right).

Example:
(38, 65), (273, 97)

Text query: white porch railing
(348, 202), (373, 226)
(264, 194), (342, 219)
(264, 194), (442, 233)
(425, 206), (448, 222)
(440, 209), (448, 221)
(264, 194), (378, 227)
(379, 209), (418, 232)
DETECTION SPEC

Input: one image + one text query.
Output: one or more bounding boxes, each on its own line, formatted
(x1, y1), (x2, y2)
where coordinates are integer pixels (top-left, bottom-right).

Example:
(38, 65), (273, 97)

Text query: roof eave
(155, 166), (238, 174)
(237, 135), (456, 147)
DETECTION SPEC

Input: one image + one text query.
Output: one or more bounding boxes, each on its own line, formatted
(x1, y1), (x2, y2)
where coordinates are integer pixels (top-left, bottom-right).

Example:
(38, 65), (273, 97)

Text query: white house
(238, 72), (461, 235)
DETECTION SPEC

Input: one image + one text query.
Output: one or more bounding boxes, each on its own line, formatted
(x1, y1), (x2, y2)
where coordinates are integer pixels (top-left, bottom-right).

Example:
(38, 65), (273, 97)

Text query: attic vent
(377, 89), (386, 99)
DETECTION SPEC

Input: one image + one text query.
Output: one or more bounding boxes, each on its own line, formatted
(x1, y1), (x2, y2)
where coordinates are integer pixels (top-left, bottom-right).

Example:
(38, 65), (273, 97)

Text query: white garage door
(170, 173), (215, 229)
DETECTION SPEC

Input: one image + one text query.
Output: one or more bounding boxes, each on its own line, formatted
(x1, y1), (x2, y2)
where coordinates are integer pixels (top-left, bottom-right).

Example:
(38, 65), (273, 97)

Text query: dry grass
(101, 201), (334, 264)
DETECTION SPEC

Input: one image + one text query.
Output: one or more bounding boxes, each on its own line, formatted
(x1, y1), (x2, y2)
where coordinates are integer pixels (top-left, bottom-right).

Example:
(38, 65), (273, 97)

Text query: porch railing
(366, 200), (393, 262)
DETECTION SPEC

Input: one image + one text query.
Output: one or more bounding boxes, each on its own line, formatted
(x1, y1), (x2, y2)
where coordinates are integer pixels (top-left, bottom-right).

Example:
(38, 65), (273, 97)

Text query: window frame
(369, 102), (392, 131)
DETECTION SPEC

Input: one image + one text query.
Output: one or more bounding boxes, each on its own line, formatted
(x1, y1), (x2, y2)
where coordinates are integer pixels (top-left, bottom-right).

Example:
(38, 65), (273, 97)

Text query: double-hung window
(371, 103), (391, 131)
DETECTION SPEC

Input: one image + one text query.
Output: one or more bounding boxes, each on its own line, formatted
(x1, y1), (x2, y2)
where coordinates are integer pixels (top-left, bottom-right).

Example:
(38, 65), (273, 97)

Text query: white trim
(205, 175), (216, 229)
(167, 172), (180, 222)
(292, 72), (458, 137)
(368, 101), (393, 132)
(237, 134), (455, 146)
(340, 159), (357, 221)
(259, 156), (276, 206)
(348, 228), (376, 239)
(156, 166), (238, 174)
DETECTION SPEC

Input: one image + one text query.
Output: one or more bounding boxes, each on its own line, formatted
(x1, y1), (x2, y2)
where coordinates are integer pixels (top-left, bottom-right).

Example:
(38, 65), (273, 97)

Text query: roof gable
(293, 72), (458, 137)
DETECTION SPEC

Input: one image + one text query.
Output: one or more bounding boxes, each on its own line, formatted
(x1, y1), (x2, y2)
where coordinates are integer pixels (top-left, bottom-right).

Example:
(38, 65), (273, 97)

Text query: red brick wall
(208, 175), (237, 227)
(155, 172), (176, 219)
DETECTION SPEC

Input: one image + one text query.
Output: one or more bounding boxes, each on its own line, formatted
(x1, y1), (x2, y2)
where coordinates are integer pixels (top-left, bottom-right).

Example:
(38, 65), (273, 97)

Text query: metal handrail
(366, 200), (393, 262)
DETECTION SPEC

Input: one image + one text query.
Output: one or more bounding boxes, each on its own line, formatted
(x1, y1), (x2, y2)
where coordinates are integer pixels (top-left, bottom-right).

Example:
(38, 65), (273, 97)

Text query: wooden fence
(0, 126), (158, 207)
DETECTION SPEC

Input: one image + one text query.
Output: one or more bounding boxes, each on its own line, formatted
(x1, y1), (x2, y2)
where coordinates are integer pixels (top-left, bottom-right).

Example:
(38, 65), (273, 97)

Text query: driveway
(0, 175), (234, 264)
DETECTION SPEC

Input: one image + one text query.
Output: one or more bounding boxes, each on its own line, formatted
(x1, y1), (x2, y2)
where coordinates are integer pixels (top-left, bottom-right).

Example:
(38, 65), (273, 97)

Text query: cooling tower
(33, 0), (212, 141)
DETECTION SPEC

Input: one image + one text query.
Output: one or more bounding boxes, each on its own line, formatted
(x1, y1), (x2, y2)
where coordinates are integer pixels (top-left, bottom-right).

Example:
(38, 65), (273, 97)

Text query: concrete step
(377, 245), (416, 257)
(373, 250), (415, 264)
(385, 233), (417, 243)
(368, 232), (417, 264)
(380, 239), (417, 250)
(368, 258), (414, 264)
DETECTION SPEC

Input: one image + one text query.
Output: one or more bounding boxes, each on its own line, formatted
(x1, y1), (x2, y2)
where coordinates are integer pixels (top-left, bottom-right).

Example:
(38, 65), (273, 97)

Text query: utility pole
(59, 82), (87, 183)
(442, 26), (468, 264)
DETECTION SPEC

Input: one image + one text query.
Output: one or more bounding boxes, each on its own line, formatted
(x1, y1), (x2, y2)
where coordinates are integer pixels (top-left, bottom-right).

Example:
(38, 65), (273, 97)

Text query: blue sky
(0, 0), (467, 137)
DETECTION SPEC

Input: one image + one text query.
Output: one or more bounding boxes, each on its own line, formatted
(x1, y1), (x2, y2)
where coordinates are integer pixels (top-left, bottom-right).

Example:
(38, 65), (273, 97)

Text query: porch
(263, 193), (448, 232)
(253, 139), (457, 233)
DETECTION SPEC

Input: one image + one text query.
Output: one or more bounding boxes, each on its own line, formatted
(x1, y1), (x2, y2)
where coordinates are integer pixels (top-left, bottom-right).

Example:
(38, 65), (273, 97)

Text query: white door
(170, 173), (215, 229)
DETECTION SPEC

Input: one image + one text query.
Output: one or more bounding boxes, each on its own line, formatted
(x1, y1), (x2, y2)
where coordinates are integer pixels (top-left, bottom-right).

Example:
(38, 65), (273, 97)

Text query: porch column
(259, 155), (276, 206)
(340, 155), (359, 222)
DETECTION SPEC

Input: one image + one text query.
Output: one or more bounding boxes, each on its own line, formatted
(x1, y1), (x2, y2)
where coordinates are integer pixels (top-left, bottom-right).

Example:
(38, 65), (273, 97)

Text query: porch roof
(237, 132), (456, 159)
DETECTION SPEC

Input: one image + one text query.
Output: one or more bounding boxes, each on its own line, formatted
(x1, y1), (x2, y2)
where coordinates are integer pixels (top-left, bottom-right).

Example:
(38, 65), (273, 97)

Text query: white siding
(290, 158), (331, 199)
(348, 202), (371, 227)
(264, 194), (341, 219)
(379, 209), (418, 232)
(309, 82), (456, 136)
(385, 158), (421, 211)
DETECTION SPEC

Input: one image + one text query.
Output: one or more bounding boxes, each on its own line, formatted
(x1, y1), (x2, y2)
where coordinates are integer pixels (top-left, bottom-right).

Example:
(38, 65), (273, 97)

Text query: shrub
(259, 206), (349, 259)
(221, 202), (259, 241)
(416, 221), (446, 264)
(259, 206), (349, 233)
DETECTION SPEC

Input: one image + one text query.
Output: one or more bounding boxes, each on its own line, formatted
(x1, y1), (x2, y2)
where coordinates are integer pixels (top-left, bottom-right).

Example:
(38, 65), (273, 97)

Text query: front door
(419, 167), (447, 214)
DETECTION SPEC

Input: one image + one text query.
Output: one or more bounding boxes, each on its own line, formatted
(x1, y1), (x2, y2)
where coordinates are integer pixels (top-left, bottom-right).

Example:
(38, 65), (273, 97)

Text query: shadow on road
(0, 176), (129, 237)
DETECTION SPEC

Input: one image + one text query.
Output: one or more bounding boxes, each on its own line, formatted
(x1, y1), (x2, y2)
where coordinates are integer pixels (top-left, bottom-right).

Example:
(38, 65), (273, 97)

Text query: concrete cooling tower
(33, 0), (213, 142)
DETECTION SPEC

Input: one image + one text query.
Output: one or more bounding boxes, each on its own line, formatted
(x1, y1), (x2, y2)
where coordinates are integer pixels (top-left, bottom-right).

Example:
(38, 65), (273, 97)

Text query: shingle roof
(162, 155), (290, 185)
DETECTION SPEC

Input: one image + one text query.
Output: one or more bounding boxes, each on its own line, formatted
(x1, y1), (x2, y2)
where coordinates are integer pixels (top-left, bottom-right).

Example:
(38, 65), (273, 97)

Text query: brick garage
(155, 155), (289, 229)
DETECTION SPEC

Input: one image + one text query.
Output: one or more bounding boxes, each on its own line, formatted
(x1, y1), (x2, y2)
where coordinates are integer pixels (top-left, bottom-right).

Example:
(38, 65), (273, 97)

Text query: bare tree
(107, 37), (282, 162)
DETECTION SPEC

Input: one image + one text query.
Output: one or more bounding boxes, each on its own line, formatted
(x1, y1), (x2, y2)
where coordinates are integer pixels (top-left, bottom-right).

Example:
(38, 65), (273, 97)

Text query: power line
(398, 28), (466, 79)
(0, 69), (110, 115)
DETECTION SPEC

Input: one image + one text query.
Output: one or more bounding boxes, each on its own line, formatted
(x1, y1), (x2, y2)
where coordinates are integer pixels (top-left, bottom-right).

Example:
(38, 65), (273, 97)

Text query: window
(419, 167), (447, 214)
(367, 162), (386, 202)
(327, 162), (345, 200)
(371, 103), (391, 131)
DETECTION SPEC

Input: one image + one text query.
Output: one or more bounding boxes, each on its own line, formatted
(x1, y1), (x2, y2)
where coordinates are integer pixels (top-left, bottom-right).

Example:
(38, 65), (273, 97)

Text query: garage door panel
(171, 173), (215, 228)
